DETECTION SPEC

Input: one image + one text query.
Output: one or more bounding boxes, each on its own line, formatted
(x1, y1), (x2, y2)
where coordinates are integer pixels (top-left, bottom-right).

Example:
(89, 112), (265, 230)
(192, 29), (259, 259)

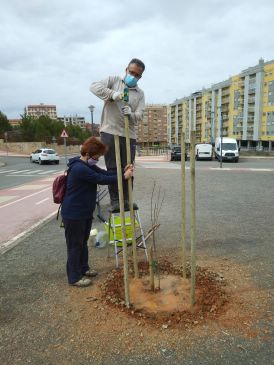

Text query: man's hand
(112, 91), (123, 101)
(122, 105), (132, 116)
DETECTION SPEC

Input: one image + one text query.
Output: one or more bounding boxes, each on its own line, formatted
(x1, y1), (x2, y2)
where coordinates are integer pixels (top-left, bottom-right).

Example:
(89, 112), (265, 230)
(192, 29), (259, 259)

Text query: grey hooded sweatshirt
(89, 76), (145, 139)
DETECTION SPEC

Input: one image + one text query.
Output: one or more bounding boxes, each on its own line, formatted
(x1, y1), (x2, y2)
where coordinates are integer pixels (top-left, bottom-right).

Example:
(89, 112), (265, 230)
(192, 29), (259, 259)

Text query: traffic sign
(60, 129), (69, 138)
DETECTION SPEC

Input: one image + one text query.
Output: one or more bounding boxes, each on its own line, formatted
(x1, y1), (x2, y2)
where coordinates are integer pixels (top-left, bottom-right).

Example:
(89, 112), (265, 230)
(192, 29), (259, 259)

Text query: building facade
(168, 58), (274, 151)
(8, 119), (21, 127)
(58, 115), (86, 129)
(25, 103), (57, 119)
(135, 104), (167, 147)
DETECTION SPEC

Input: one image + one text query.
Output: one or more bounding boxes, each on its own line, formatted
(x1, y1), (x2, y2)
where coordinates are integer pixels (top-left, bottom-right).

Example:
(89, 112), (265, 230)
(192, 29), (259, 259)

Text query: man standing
(89, 58), (145, 212)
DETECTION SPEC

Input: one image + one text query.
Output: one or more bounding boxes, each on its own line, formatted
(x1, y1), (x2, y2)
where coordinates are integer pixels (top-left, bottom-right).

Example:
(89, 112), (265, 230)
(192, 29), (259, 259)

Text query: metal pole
(181, 131), (186, 278)
(190, 131), (196, 307)
(64, 137), (68, 166)
(91, 111), (94, 136)
(4, 132), (8, 157)
(114, 135), (130, 307)
(220, 112), (223, 169)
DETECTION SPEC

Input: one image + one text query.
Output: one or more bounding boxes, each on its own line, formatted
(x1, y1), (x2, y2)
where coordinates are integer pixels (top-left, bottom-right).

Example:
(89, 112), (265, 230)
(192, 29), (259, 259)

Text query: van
(195, 143), (213, 160)
(214, 137), (239, 162)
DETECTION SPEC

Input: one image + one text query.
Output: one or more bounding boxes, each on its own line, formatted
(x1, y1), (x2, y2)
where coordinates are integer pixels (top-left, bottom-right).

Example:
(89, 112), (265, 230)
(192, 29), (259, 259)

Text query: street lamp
(88, 105), (95, 136)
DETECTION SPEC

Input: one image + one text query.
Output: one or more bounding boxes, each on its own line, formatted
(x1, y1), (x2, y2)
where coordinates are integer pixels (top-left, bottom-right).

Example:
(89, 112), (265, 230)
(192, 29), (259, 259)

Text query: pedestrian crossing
(0, 169), (62, 177)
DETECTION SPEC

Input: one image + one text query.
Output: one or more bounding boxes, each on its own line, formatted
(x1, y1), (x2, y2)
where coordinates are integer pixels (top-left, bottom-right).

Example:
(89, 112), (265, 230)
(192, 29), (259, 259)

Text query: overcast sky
(1, 0), (274, 123)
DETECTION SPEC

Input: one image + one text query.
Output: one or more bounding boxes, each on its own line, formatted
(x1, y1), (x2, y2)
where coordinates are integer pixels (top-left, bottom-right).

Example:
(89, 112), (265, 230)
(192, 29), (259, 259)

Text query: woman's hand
(124, 165), (134, 180)
(124, 164), (133, 172)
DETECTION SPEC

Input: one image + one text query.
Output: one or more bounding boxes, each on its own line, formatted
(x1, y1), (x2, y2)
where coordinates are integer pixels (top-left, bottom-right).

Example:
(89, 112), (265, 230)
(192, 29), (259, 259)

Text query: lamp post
(220, 112), (223, 168)
(88, 105), (95, 136)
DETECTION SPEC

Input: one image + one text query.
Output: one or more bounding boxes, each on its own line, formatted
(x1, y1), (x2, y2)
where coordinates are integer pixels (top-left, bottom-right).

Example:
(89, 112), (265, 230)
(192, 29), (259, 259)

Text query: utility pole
(88, 105), (95, 136)
(220, 110), (223, 169)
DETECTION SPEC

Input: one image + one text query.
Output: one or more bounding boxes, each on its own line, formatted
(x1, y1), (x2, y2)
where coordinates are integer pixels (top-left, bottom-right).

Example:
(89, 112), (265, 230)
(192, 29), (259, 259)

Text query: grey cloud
(1, 0), (274, 122)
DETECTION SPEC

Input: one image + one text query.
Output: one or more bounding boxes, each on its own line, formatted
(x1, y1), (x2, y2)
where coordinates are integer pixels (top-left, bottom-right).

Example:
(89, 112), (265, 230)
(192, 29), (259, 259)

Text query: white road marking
(210, 168), (232, 171)
(23, 169), (44, 174)
(0, 210), (57, 255)
(0, 187), (51, 209)
(8, 169), (31, 174)
(0, 196), (19, 203)
(11, 184), (48, 190)
(7, 175), (39, 177)
(250, 168), (272, 172)
(37, 170), (56, 175)
(35, 197), (49, 205)
(0, 170), (17, 174)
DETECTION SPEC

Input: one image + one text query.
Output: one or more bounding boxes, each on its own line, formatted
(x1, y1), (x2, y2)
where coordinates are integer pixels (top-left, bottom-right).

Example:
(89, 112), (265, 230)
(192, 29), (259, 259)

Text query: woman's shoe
(84, 269), (98, 277)
(70, 278), (92, 287)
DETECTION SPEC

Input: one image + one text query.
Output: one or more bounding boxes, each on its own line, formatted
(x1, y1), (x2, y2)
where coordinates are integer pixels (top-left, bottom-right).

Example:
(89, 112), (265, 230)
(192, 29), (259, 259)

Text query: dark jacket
(61, 157), (117, 220)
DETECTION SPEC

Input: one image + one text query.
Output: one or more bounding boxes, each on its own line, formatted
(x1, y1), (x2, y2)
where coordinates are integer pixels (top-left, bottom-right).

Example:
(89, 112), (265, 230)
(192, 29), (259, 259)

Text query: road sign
(60, 129), (69, 138)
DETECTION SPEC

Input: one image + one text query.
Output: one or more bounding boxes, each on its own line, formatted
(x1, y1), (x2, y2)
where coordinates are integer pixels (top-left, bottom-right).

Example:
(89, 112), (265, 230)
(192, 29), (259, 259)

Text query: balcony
(222, 97), (230, 104)
(248, 87), (256, 94)
(248, 97), (255, 104)
(222, 105), (229, 112)
(222, 89), (230, 96)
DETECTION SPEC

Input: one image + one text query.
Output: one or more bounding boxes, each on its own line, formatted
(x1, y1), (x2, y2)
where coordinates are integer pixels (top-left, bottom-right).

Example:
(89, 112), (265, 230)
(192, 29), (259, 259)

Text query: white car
(30, 148), (60, 165)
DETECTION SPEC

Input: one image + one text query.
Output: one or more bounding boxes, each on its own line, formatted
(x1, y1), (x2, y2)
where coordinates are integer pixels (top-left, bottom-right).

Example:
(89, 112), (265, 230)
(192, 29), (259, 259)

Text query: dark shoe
(110, 200), (120, 213)
(124, 201), (138, 211)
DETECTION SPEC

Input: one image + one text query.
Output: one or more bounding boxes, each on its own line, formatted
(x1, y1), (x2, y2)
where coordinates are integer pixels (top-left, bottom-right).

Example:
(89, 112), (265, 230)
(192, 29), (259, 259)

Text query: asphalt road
(0, 156), (66, 189)
(0, 156), (273, 364)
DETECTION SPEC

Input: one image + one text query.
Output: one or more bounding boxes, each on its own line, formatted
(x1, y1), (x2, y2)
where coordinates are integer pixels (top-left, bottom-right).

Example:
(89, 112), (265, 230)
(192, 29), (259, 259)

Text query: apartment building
(169, 58), (274, 151)
(25, 103), (57, 119)
(135, 104), (167, 147)
(8, 119), (21, 127)
(58, 115), (86, 129)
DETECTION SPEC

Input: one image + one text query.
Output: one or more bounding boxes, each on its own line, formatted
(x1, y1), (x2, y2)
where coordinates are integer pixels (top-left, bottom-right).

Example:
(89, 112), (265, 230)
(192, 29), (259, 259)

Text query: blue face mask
(125, 74), (138, 88)
(88, 157), (99, 166)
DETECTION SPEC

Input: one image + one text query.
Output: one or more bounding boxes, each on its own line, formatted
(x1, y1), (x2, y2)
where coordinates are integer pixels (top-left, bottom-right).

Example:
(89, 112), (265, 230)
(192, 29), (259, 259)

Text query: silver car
(30, 148), (60, 165)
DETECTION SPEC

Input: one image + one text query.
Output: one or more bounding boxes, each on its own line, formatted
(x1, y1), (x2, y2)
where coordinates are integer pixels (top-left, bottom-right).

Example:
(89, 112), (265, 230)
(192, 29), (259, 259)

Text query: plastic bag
(95, 231), (108, 248)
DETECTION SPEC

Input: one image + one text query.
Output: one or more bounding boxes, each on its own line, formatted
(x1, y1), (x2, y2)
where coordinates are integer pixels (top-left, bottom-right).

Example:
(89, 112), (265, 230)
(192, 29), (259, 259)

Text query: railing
(137, 147), (169, 156)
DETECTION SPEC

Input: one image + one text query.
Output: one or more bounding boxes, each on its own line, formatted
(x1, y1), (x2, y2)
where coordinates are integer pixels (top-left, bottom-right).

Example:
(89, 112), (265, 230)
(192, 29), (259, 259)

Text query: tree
(0, 111), (12, 136)
(19, 113), (35, 141)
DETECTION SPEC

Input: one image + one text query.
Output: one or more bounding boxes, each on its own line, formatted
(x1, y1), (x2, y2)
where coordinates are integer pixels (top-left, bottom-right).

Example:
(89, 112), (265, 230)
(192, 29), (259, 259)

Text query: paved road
(0, 156), (66, 189)
(0, 157), (273, 364)
(0, 157), (66, 252)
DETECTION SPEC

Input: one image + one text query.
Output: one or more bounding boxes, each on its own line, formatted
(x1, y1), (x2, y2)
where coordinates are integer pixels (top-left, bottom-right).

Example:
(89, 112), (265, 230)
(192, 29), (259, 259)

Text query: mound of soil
(100, 260), (228, 327)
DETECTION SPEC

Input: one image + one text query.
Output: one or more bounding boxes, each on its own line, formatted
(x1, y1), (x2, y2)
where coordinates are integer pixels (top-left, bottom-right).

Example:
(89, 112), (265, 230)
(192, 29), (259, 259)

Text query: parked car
(214, 137), (239, 162)
(30, 148), (60, 165)
(170, 146), (188, 161)
(195, 143), (213, 160)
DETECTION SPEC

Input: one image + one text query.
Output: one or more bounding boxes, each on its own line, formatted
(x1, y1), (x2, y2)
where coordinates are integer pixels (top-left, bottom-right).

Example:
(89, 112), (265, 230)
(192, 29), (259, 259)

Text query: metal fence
(137, 147), (169, 156)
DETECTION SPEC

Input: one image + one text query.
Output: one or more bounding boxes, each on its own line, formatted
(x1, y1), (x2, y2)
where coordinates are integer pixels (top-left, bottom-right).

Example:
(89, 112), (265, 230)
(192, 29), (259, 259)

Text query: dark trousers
(100, 132), (136, 201)
(63, 218), (92, 284)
